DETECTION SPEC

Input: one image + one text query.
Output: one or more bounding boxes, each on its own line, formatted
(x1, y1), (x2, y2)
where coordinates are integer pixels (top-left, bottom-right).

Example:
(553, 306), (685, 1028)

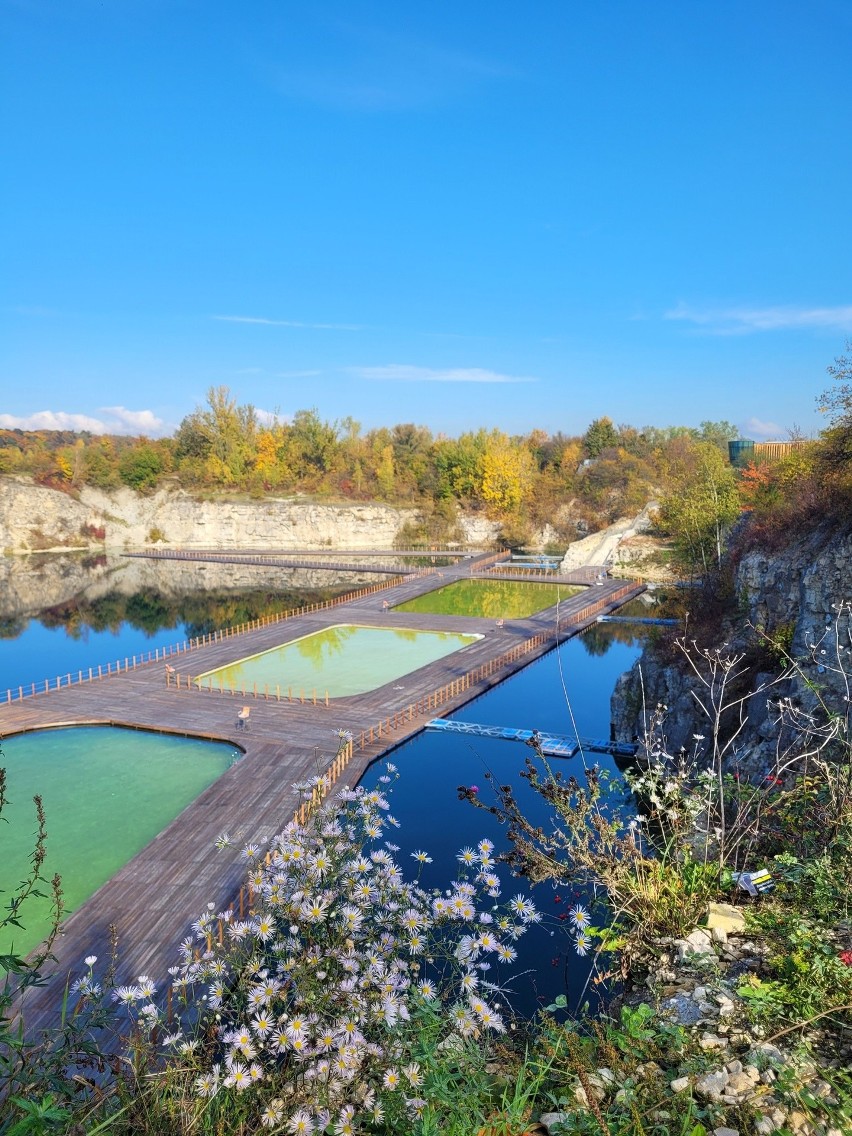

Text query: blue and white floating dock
(596, 615), (679, 626)
(425, 718), (637, 758)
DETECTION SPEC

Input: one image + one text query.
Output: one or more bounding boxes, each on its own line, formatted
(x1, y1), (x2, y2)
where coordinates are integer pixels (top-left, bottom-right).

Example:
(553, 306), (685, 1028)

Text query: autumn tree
(479, 430), (535, 514)
(175, 386), (258, 486)
(658, 437), (740, 575)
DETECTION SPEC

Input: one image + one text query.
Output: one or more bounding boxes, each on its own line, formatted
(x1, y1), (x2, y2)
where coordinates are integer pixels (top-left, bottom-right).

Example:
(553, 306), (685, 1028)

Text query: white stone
(704, 902), (747, 934)
(675, 928), (715, 961)
(539, 1112), (572, 1134)
(670, 1076), (691, 1093)
(695, 1070), (729, 1100)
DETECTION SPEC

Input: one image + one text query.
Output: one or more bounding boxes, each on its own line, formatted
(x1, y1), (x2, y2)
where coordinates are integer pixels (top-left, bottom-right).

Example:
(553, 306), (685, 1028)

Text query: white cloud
(350, 364), (537, 384)
(665, 302), (852, 335)
(214, 315), (363, 331)
(0, 407), (167, 436)
(100, 406), (166, 434)
(741, 417), (786, 440)
(255, 408), (290, 427)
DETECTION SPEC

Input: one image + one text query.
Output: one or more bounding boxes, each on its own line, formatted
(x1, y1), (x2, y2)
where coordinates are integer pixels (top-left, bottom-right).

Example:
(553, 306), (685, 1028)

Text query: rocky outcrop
(560, 505), (657, 572)
(0, 477), (510, 555)
(0, 479), (420, 553)
(611, 524), (852, 774)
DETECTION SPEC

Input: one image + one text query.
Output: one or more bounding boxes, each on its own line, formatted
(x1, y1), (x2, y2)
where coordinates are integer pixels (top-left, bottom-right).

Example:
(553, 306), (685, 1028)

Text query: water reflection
(0, 553), (354, 691)
(395, 579), (584, 620)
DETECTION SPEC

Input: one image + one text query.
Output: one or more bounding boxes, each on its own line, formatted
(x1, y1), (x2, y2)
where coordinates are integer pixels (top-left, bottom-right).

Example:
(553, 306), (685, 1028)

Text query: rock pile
(537, 903), (849, 1136)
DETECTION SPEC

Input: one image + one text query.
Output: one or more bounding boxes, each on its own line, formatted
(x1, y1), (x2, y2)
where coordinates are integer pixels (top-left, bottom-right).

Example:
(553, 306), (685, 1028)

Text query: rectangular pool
(194, 624), (483, 698)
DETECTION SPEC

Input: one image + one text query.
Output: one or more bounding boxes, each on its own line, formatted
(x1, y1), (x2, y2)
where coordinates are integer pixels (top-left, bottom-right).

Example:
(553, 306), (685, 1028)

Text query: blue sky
(2, 1), (851, 441)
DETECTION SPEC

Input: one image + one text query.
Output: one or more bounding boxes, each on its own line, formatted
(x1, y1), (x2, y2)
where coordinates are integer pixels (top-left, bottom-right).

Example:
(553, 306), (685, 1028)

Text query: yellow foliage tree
(254, 427), (288, 485)
(480, 432), (535, 513)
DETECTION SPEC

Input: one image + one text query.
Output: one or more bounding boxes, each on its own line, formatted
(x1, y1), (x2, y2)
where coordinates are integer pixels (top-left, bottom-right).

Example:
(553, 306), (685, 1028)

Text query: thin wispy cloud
(351, 365), (536, 384)
(214, 315), (363, 331)
(666, 302), (852, 335)
(265, 23), (512, 112)
(9, 304), (60, 317)
(0, 407), (167, 436)
(741, 416), (786, 440)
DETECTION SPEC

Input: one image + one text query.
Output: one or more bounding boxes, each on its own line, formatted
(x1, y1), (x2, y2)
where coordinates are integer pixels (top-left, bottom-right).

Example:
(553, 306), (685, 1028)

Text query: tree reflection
(396, 580), (583, 620)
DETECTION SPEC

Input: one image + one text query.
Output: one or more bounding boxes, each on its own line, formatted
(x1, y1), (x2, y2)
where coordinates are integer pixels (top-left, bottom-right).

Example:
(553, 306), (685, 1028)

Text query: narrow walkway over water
(1, 552), (643, 1031)
(425, 718), (639, 758)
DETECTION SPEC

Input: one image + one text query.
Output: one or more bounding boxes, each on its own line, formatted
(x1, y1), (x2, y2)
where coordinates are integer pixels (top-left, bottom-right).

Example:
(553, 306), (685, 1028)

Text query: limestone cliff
(0, 477), (505, 555)
(611, 524), (852, 775)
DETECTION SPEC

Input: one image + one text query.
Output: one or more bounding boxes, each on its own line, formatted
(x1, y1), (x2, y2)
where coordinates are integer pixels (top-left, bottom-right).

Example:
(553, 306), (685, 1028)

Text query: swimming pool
(393, 578), (584, 619)
(194, 624), (483, 698)
(0, 726), (240, 958)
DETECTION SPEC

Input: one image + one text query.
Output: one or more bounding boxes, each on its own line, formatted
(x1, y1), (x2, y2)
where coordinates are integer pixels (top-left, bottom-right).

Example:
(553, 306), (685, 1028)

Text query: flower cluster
(566, 903), (593, 956)
(113, 764), (537, 1133)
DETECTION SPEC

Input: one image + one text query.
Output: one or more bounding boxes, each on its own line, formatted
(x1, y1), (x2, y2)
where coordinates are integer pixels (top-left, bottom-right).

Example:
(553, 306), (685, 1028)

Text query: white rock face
(560, 504), (656, 570)
(0, 479), (422, 553)
(0, 476), (554, 557)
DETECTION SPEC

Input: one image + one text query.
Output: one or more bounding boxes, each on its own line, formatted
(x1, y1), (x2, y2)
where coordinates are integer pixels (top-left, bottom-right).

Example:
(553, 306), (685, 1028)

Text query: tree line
(0, 387), (744, 547)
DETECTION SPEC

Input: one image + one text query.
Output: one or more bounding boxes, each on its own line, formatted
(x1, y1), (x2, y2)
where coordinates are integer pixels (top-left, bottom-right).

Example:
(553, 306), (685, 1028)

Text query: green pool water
(393, 579), (585, 619)
(0, 726), (239, 958)
(194, 624), (482, 698)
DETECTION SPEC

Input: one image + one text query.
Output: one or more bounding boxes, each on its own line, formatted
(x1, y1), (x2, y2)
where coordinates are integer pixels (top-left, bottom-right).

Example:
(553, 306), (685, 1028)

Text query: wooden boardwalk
(1, 554), (642, 1032)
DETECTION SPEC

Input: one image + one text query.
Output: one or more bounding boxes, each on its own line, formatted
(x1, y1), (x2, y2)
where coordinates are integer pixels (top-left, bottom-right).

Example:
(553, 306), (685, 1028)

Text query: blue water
(1, 621), (192, 695)
(357, 632), (643, 1017)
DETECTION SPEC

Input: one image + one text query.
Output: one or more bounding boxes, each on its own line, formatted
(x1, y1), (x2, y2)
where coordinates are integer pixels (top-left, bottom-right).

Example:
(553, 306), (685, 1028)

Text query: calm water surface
(358, 630), (645, 1016)
(0, 726), (239, 958)
(0, 580), (350, 693)
(195, 624), (483, 698)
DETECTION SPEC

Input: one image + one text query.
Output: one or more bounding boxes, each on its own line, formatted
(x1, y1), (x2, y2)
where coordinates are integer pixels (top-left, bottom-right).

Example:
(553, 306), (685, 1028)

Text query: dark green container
(728, 439), (755, 467)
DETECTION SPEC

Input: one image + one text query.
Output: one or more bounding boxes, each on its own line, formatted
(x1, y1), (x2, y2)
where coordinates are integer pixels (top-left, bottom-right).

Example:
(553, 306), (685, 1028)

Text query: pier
(425, 718), (638, 758)
(0, 552), (643, 1031)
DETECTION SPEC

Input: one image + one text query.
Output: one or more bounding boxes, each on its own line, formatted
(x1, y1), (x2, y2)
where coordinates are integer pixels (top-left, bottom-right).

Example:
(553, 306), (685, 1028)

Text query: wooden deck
(1, 554), (643, 1032)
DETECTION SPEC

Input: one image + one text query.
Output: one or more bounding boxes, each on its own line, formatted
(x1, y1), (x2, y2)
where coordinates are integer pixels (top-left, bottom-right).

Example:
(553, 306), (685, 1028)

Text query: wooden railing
(164, 582), (640, 705)
(2, 576), (416, 705)
(224, 738), (355, 926)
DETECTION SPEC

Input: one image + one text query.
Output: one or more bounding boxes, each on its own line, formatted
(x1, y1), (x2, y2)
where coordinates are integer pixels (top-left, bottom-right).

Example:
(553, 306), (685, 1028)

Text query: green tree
(286, 409), (339, 481)
(658, 438), (740, 574)
(117, 442), (165, 491)
(817, 340), (852, 472)
(174, 386), (258, 486)
(434, 431), (487, 502)
(582, 416), (619, 458)
(698, 419), (739, 452)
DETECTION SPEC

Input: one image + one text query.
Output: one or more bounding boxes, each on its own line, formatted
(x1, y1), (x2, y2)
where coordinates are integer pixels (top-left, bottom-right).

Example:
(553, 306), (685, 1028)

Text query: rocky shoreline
(537, 901), (851, 1136)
